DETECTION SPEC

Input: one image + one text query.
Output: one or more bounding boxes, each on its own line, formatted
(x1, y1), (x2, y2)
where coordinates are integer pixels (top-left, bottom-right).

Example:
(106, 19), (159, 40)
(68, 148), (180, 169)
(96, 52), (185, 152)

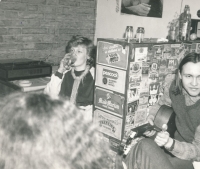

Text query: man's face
(70, 45), (89, 69)
(179, 62), (200, 97)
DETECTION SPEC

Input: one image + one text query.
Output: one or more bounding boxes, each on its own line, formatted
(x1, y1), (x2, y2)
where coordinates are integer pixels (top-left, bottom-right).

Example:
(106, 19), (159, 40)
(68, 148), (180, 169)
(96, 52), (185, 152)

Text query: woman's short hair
(65, 35), (96, 67)
(0, 92), (110, 169)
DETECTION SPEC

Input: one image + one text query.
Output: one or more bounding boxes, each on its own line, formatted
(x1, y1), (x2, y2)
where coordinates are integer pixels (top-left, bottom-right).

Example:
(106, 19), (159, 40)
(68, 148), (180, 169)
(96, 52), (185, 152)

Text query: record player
(0, 58), (52, 81)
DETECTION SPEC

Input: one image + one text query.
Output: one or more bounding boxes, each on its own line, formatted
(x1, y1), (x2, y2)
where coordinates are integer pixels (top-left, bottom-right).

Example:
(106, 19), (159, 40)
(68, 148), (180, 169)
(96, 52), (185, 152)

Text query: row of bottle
(169, 5), (191, 42)
(125, 26), (145, 43)
(178, 5), (191, 41)
(125, 5), (191, 43)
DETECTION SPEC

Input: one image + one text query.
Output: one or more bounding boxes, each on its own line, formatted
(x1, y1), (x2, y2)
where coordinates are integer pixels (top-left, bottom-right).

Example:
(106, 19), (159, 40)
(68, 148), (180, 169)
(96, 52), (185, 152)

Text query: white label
(182, 22), (188, 36)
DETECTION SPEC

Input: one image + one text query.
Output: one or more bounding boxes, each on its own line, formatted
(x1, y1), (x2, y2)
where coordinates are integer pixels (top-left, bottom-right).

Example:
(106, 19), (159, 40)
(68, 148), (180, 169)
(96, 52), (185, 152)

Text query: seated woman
(44, 35), (96, 121)
(0, 92), (111, 169)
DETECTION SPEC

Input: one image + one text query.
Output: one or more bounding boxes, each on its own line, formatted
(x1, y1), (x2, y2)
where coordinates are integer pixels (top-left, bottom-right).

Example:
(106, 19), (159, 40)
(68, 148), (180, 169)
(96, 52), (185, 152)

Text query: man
(123, 52), (200, 169)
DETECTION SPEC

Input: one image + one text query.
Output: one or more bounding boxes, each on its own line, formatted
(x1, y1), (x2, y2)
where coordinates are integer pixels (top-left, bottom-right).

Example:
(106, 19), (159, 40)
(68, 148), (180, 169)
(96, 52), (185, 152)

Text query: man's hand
(125, 3), (151, 16)
(154, 131), (170, 147)
(143, 115), (156, 137)
(58, 54), (71, 73)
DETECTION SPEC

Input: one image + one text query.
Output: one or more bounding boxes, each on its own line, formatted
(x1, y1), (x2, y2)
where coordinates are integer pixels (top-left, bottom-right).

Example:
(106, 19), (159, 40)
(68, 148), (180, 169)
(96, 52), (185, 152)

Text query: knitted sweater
(59, 69), (94, 106)
(170, 81), (200, 143)
(149, 80), (200, 161)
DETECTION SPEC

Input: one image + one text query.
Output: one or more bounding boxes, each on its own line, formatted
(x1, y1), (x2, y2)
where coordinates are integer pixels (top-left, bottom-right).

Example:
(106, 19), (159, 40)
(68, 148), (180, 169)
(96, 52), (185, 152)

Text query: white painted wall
(94, 0), (200, 44)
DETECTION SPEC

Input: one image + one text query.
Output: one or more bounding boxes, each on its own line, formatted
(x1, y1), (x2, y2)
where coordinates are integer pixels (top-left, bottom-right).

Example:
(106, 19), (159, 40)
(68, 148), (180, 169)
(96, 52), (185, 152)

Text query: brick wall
(0, 0), (97, 65)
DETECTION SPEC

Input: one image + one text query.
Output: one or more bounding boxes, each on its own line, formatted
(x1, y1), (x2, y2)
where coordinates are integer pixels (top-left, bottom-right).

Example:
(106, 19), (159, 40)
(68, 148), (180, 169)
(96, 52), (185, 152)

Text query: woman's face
(179, 62), (200, 97)
(70, 45), (89, 70)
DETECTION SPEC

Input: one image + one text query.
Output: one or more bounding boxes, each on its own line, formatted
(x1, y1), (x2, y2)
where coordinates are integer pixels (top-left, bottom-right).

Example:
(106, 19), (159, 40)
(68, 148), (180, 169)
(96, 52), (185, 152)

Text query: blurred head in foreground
(0, 92), (110, 169)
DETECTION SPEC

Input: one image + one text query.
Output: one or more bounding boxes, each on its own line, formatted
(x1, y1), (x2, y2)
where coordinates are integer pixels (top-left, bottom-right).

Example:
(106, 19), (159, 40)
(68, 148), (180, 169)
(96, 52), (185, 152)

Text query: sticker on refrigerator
(129, 62), (142, 88)
(126, 100), (139, 127)
(191, 43), (197, 53)
(129, 99), (139, 110)
(94, 109), (123, 140)
(139, 92), (149, 105)
(127, 87), (140, 103)
(153, 45), (164, 59)
(148, 94), (159, 106)
(97, 41), (128, 69)
(129, 62), (142, 76)
(183, 43), (192, 55)
(148, 60), (159, 83)
(134, 107), (148, 127)
(134, 47), (148, 62)
(95, 64), (126, 94)
(167, 59), (178, 73)
(163, 44), (172, 57)
(129, 76), (141, 88)
(159, 59), (167, 75)
(149, 83), (160, 95)
(94, 87), (124, 116)
(171, 45), (181, 57)
(148, 71), (159, 83)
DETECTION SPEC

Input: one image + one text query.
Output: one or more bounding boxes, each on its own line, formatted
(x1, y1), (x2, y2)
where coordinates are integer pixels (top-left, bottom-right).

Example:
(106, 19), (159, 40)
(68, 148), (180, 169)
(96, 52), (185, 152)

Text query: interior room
(0, 0), (200, 169)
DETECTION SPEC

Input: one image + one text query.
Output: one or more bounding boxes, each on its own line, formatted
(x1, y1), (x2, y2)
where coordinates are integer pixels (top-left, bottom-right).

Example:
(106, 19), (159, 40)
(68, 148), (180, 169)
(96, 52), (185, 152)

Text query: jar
(125, 26), (133, 43)
(136, 27), (145, 43)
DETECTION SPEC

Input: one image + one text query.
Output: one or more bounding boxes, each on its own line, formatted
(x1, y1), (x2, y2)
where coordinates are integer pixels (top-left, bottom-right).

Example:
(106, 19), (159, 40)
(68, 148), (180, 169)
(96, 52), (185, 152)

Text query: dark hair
(0, 92), (111, 169)
(65, 35), (95, 67)
(174, 52), (200, 94)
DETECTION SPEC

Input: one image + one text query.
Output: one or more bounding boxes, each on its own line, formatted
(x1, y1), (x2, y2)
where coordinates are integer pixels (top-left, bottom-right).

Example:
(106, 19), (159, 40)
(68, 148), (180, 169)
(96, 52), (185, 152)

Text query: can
(125, 26), (133, 43)
(136, 27), (145, 43)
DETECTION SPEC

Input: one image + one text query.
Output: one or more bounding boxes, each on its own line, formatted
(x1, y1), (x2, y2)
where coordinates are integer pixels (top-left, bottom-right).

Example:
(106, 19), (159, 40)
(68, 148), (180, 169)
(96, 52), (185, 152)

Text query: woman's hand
(58, 54), (71, 73)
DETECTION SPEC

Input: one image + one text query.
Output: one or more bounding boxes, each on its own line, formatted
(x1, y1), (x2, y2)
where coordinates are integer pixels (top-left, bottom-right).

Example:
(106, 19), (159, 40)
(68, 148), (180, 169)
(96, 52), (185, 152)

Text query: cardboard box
(94, 109), (123, 140)
(95, 64), (127, 94)
(97, 41), (129, 70)
(94, 87), (125, 117)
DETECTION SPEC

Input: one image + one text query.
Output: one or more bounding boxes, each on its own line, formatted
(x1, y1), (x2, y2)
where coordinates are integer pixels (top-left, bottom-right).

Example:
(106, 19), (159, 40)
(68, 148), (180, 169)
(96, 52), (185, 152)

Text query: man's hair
(174, 52), (200, 95)
(65, 35), (96, 67)
(0, 92), (110, 169)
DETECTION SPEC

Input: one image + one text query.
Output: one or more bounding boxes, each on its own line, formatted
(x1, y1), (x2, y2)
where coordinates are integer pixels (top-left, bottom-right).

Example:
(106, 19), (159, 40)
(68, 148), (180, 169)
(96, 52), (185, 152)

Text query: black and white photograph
(0, 0), (200, 169)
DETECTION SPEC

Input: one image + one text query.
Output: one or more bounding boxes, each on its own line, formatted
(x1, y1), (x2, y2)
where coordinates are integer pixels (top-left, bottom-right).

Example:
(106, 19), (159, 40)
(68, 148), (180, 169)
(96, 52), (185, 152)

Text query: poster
(121, 0), (163, 18)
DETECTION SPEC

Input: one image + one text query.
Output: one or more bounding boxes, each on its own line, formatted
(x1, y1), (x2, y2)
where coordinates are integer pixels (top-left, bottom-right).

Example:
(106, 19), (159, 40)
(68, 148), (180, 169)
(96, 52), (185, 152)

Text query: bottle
(136, 27), (145, 43)
(125, 26), (133, 43)
(178, 5), (191, 41)
(169, 26), (176, 42)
